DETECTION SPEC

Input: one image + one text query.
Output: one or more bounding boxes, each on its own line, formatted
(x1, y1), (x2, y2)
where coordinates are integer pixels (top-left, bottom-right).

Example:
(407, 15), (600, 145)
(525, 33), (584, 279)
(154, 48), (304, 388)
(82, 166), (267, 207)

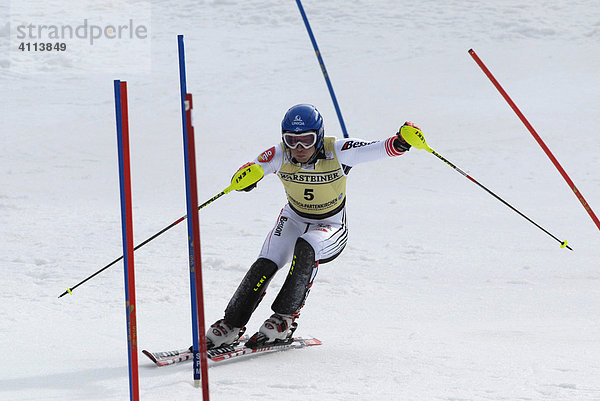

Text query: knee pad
(271, 238), (318, 316)
(224, 258), (278, 327)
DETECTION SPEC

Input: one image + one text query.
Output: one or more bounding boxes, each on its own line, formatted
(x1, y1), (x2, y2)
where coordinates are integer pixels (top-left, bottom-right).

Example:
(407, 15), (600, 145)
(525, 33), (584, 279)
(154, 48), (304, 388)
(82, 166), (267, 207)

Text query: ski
(142, 336), (321, 367)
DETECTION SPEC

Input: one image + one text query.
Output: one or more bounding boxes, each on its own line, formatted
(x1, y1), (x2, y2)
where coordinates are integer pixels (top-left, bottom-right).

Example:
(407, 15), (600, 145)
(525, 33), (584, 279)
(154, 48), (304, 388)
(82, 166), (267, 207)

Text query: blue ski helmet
(281, 104), (324, 151)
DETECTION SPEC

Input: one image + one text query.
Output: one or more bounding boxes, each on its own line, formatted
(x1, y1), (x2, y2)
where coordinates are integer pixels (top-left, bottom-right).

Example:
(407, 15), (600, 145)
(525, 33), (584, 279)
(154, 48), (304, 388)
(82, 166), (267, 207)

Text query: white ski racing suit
(252, 135), (407, 268)
(216, 133), (410, 332)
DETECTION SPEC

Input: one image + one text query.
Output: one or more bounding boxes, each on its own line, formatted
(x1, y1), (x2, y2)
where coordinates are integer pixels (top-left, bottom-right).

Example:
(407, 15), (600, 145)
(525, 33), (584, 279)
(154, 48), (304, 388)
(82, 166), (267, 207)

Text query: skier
(206, 103), (419, 349)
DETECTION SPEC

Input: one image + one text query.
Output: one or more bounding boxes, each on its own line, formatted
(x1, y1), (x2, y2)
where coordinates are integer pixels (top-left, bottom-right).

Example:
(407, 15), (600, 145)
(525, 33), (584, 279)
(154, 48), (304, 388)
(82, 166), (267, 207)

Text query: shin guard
(271, 238), (318, 316)
(224, 258), (278, 328)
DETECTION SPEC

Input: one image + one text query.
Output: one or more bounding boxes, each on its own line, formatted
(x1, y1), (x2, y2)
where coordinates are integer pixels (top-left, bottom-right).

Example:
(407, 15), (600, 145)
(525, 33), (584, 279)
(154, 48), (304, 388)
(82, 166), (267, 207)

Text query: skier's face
(290, 145), (316, 163)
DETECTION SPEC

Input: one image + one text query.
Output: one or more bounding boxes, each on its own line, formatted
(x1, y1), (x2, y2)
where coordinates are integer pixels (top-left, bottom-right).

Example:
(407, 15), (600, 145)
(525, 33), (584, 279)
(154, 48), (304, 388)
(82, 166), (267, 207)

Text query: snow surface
(2, 1), (600, 400)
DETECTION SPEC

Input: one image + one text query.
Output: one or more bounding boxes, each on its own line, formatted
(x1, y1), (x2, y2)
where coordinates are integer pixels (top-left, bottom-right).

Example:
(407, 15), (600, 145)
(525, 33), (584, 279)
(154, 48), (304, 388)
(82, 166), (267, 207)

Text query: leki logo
(292, 115), (305, 125)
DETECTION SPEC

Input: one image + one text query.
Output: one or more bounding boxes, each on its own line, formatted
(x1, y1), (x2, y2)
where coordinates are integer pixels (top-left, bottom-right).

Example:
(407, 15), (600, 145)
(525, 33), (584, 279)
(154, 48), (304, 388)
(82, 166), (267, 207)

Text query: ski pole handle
(399, 123), (432, 153)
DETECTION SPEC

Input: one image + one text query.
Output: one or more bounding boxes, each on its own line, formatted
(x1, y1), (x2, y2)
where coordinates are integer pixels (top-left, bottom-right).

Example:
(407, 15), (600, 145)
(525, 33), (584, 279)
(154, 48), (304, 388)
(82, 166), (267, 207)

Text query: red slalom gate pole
(468, 49), (600, 233)
(114, 80), (140, 401)
(186, 92), (210, 395)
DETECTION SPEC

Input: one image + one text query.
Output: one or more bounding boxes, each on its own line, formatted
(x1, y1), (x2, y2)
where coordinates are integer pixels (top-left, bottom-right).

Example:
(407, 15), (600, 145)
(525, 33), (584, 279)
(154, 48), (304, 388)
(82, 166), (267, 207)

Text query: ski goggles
(282, 130), (317, 149)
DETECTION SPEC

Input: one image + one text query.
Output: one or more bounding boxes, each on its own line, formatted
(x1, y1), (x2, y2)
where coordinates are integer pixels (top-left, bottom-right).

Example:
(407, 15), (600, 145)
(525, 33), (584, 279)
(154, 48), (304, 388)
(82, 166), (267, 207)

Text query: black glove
(239, 182), (257, 192)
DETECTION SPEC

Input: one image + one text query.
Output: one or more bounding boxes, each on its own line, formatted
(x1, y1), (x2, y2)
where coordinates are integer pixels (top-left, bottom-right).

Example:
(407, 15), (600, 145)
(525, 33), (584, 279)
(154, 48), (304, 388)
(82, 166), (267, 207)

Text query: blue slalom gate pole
(177, 34), (199, 382)
(114, 80), (140, 401)
(177, 35), (210, 397)
(296, 0), (349, 138)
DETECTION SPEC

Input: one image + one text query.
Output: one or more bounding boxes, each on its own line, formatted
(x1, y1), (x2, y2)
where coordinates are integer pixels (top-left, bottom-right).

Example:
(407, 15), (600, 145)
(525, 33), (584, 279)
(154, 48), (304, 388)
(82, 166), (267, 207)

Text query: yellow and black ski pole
(58, 163), (264, 298)
(399, 123), (571, 250)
